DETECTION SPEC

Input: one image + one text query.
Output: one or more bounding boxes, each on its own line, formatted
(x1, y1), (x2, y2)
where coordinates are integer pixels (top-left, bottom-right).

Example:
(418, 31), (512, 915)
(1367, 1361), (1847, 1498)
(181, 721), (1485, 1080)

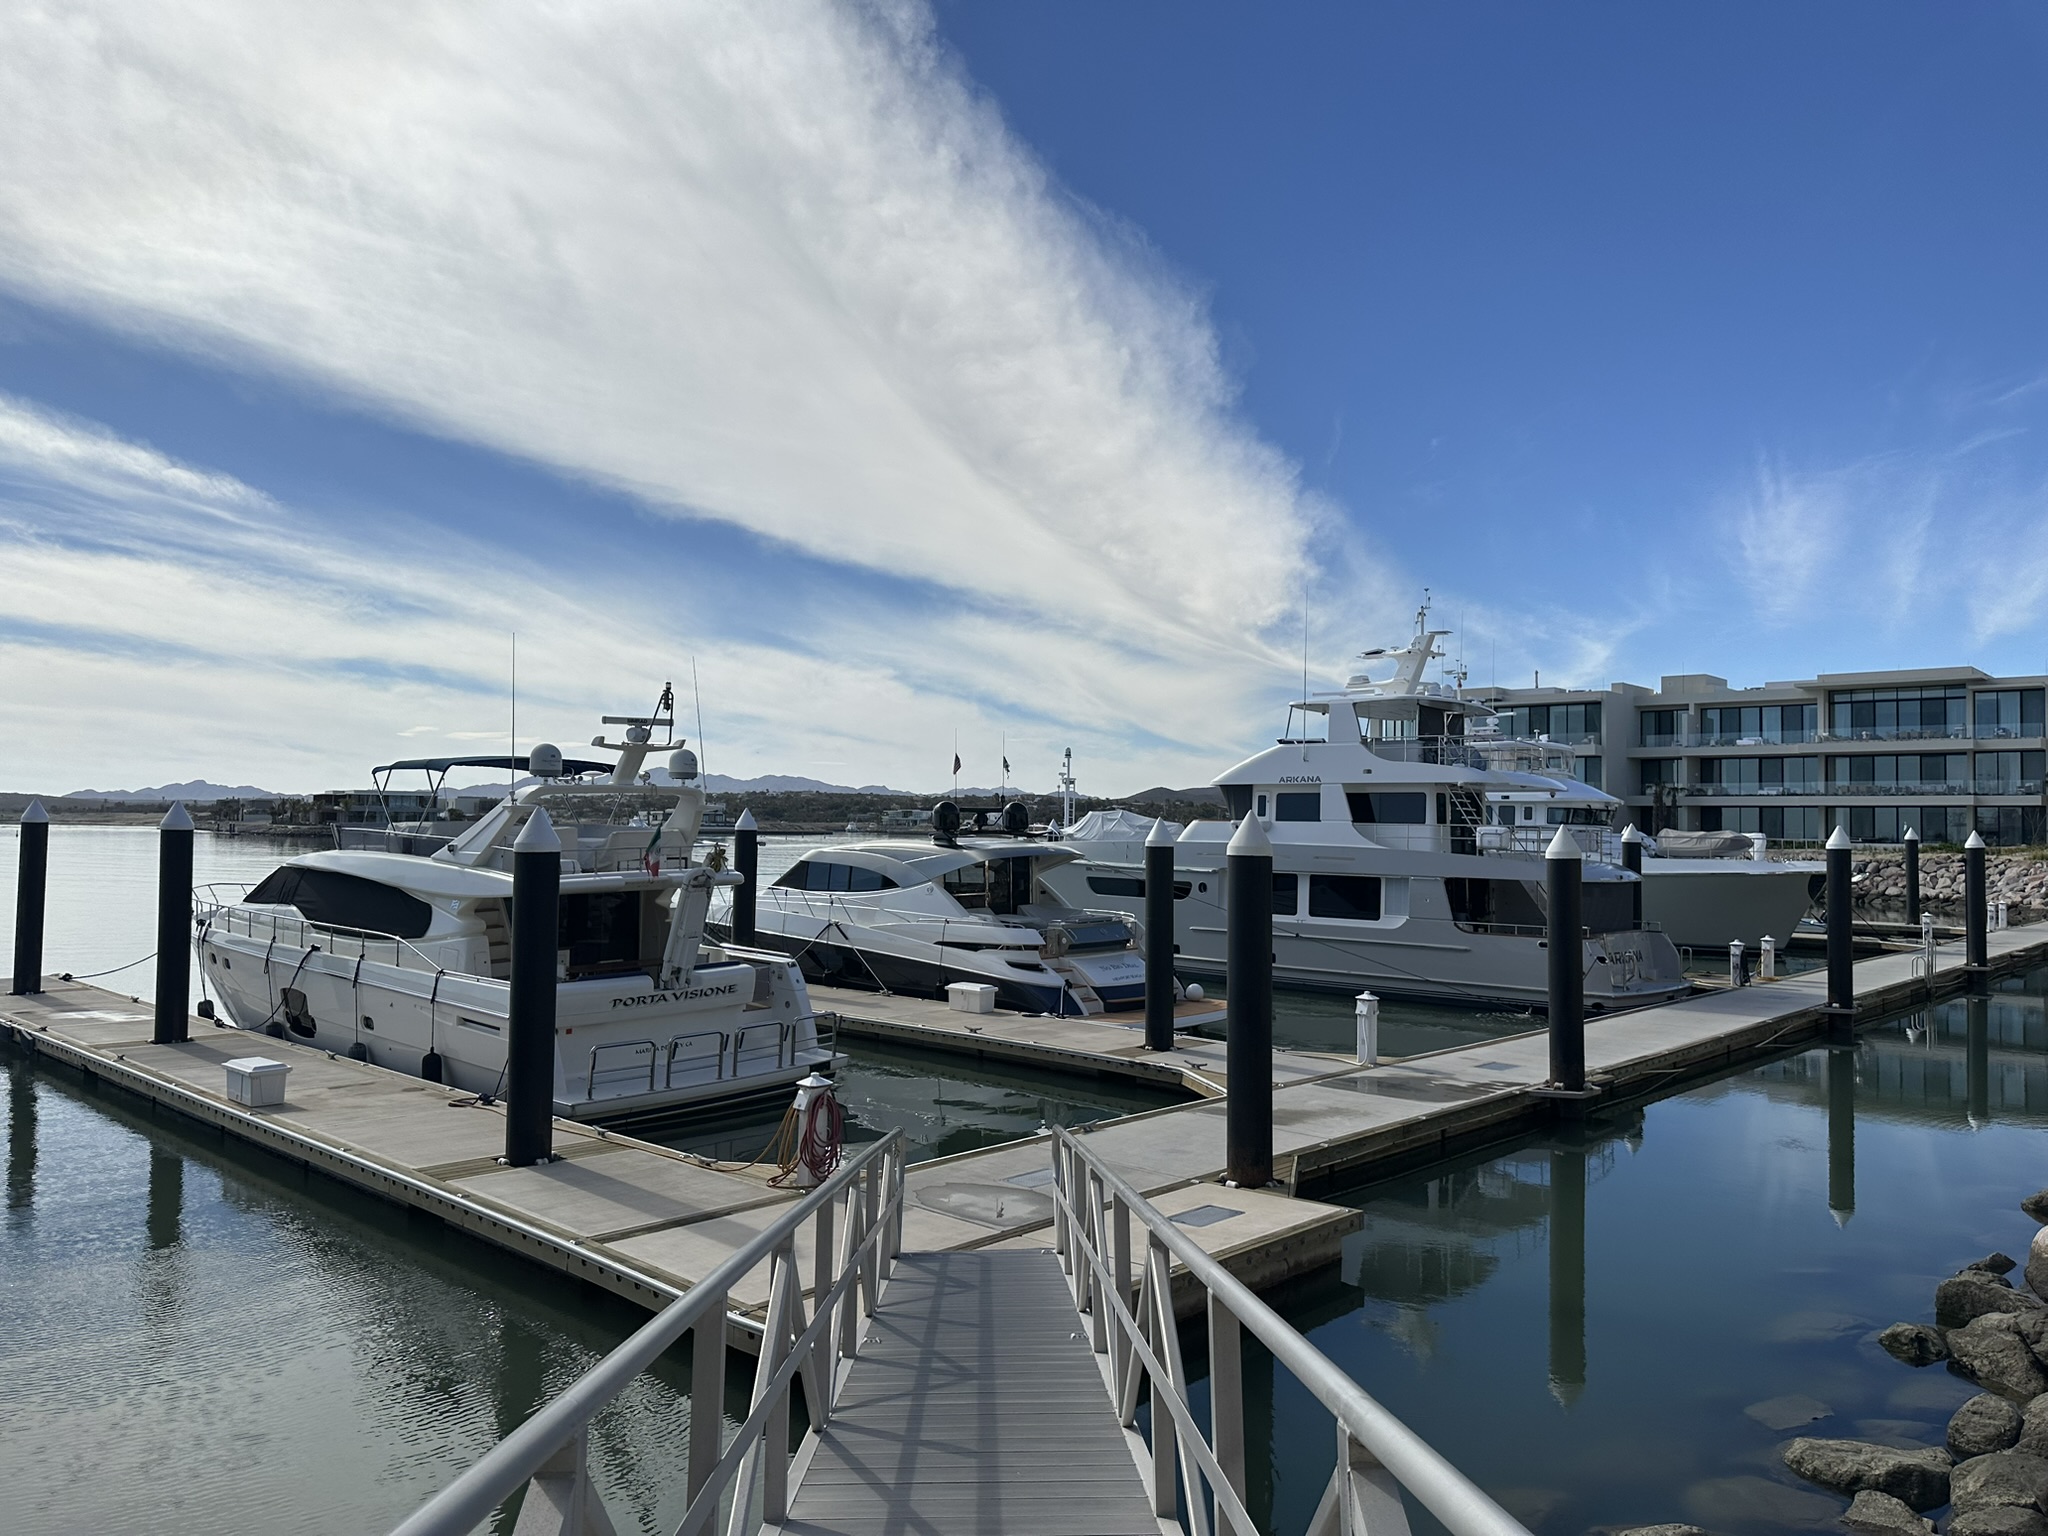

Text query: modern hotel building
(1468, 667), (2047, 846)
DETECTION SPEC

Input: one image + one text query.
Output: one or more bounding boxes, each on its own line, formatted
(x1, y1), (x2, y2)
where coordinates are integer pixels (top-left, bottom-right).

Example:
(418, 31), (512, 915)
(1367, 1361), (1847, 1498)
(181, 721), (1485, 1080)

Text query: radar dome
(668, 747), (700, 782)
(528, 743), (564, 778)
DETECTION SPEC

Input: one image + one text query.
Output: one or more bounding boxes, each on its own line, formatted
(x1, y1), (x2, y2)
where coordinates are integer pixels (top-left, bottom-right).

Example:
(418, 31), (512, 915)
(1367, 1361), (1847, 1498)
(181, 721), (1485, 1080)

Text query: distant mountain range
(63, 781), (277, 802)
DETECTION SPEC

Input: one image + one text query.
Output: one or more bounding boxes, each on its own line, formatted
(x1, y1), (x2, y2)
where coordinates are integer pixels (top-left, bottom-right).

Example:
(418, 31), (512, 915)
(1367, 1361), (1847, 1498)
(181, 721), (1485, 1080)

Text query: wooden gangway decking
(771, 1249), (1162, 1536)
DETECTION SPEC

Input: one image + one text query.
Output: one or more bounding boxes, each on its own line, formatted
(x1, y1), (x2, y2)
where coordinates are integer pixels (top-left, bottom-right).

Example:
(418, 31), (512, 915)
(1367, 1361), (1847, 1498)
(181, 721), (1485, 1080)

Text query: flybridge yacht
(195, 695), (833, 1121)
(1042, 609), (1689, 1010)
(721, 802), (1206, 1018)
(1481, 778), (1823, 949)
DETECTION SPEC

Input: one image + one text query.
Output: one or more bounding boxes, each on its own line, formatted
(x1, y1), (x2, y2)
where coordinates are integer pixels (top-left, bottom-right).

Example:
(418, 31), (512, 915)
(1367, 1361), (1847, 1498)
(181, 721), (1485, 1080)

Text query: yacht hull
(710, 922), (1071, 1015)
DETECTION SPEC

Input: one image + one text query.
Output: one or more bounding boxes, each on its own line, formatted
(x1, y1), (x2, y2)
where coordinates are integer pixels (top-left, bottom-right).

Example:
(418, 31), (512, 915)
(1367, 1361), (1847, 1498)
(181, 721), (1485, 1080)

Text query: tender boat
(720, 803), (1205, 1018)
(1041, 607), (1690, 1010)
(194, 700), (835, 1122)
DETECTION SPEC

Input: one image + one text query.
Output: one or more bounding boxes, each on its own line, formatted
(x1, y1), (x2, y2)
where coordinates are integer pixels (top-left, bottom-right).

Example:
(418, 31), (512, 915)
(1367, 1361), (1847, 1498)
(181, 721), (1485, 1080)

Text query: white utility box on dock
(945, 983), (997, 1015)
(222, 1057), (290, 1107)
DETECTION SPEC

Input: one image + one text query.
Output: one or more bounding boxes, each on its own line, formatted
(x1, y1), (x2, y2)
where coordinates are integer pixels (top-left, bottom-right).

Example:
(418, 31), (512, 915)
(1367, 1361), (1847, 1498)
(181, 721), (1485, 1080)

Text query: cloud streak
(0, 0), (1319, 683)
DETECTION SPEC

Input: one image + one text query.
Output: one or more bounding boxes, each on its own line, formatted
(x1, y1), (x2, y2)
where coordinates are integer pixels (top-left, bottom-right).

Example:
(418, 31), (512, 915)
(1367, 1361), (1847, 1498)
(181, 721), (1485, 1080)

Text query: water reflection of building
(1747, 976), (2048, 1127)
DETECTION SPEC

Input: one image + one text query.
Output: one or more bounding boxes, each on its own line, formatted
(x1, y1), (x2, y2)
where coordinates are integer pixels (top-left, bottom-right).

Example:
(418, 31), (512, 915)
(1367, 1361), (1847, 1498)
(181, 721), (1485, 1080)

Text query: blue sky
(1, 2), (2045, 795)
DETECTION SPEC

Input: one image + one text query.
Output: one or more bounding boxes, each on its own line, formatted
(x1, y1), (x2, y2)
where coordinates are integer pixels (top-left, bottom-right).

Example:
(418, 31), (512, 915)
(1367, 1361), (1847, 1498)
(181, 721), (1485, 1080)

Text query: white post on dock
(1354, 991), (1380, 1066)
(1759, 935), (1776, 981)
(1728, 939), (1746, 987)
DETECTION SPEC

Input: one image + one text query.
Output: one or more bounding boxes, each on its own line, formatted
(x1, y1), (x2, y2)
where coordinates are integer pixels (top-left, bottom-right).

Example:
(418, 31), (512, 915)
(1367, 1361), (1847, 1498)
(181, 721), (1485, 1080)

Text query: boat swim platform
(812, 984), (1355, 1099)
(6, 921), (2045, 1342)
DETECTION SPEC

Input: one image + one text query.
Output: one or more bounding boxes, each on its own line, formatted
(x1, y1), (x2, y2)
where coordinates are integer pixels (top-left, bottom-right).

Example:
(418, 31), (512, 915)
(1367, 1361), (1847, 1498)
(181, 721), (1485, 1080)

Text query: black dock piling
(11, 799), (48, 996)
(732, 808), (759, 947)
(1224, 813), (1273, 1188)
(1144, 818), (1176, 1052)
(1966, 993), (1991, 1129)
(1826, 1046), (1856, 1224)
(1903, 826), (1921, 926)
(1545, 828), (1585, 1093)
(1548, 1140), (1587, 1406)
(153, 805), (193, 1045)
(1620, 822), (1644, 929)
(506, 807), (561, 1168)
(1965, 830), (1989, 972)
(1825, 826), (1854, 1031)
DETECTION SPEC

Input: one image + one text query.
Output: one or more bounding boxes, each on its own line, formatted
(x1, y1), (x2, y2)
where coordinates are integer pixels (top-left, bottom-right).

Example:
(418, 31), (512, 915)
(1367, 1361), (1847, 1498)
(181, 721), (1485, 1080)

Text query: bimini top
(372, 754), (614, 777)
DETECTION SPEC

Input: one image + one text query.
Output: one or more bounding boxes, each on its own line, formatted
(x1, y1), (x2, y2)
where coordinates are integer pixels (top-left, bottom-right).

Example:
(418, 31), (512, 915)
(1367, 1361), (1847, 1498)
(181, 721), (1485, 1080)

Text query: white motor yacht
(720, 805), (1209, 1018)
(1041, 608), (1690, 1010)
(1480, 779), (1822, 950)
(195, 700), (834, 1122)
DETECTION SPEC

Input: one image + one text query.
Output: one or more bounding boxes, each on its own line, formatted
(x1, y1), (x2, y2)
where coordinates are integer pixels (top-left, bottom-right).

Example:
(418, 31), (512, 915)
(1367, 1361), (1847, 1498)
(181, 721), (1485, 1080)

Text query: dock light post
(1728, 940), (1746, 987)
(1620, 823), (1644, 928)
(506, 807), (561, 1168)
(1224, 814), (1274, 1189)
(1760, 935), (1776, 981)
(1825, 826), (1854, 1027)
(1355, 991), (1380, 1067)
(153, 804), (193, 1045)
(1965, 830), (1989, 972)
(1545, 827), (1585, 1094)
(732, 809), (759, 948)
(1143, 818), (1177, 1052)
(11, 800), (48, 996)
(1903, 827), (1921, 926)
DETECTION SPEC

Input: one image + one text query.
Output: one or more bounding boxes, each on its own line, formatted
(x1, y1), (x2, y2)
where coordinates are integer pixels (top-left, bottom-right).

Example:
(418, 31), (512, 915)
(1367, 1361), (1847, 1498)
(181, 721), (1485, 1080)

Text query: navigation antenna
(1058, 748), (1077, 828)
(690, 661), (706, 779)
(509, 631), (517, 797)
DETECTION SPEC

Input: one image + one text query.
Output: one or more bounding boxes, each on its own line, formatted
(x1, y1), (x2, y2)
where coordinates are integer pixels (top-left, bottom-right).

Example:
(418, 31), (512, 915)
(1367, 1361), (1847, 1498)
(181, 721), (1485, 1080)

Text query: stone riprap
(1844, 850), (2048, 914)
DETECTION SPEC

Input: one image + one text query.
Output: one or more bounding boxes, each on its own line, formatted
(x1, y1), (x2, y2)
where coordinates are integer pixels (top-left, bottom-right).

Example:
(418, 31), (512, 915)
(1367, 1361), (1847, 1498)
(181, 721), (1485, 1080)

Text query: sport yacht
(1041, 608), (1689, 1010)
(194, 697), (834, 1122)
(1481, 779), (1822, 949)
(721, 802), (1210, 1018)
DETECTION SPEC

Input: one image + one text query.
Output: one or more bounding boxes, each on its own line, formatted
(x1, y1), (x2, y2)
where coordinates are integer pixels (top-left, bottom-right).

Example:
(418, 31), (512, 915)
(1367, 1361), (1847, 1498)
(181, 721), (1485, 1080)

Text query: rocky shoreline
(1847, 850), (2048, 917)
(1617, 1194), (2048, 1536)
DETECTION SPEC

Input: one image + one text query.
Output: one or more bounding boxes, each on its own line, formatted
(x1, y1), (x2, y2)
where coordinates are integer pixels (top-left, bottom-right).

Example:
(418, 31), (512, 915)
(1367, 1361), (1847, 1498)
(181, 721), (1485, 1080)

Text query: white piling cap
(513, 804), (561, 854)
(1227, 812), (1272, 857)
(20, 798), (47, 824)
(1544, 825), (1581, 860)
(1145, 816), (1176, 848)
(161, 802), (193, 832)
(1966, 830), (1986, 849)
(736, 808), (758, 832)
(1903, 826), (1919, 843)
(1826, 826), (1852, 850)
(1620, 823), (1644, 844)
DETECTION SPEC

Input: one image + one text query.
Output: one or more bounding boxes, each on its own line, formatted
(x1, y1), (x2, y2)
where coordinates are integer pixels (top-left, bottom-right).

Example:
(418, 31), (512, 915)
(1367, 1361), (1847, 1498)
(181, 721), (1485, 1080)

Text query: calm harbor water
(1234, 967), (2048, 1536)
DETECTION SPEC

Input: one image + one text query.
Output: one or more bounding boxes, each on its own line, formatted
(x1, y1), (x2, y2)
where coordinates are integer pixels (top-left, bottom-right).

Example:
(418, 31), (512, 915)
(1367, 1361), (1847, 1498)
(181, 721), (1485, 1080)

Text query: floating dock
(7, 919), (2045, 1346)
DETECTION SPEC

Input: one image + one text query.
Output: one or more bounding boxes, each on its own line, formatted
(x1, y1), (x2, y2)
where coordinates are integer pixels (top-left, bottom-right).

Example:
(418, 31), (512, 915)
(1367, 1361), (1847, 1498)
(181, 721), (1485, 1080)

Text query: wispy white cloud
(0, 1), (1322, 712)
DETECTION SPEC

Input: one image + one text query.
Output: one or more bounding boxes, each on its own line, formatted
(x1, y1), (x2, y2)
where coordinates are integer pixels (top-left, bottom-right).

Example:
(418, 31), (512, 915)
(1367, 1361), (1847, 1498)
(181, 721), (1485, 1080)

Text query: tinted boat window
(1274, 792), (1321, 822)
(558, 891), (642, 974)
(1273, 873), (1299, 915)
(1345, 791), (1428, 825)
(246, 866), (433, 939)
(1088, 875), (1145, 897)
(774, 861), (812, 889)
(1308, 875), (1380, 921)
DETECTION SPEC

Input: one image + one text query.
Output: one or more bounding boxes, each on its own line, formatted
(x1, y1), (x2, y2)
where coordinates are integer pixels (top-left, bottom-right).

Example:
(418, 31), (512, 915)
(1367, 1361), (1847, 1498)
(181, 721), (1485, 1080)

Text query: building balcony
(1681, 784), (1822, 798)
(1825, 781), (1974, 797)
(1973, 726), (2048, 742)
(1819, 725), (1972, 743)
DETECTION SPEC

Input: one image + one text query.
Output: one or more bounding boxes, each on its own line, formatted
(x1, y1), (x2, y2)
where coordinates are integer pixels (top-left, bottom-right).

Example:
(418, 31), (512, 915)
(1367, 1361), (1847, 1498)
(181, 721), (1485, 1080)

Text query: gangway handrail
(1051, 1126), (1532, 1536)
(386, 1130), (905, 1536)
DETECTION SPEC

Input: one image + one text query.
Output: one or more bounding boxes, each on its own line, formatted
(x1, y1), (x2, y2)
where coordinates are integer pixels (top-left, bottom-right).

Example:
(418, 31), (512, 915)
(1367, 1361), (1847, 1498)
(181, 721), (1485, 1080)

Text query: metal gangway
(386, 1128), (1533, 1536)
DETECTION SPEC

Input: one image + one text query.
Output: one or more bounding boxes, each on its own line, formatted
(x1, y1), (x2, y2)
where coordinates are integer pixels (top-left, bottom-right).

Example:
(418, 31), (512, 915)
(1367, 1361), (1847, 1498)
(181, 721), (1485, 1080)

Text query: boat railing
(1364, 735), (1583, 775)
(384, 1130), (907, 1536)
(194, 892), (457, 980)
(1050, 1126), (1532, 1536)
(586, 1015), (837, 1101)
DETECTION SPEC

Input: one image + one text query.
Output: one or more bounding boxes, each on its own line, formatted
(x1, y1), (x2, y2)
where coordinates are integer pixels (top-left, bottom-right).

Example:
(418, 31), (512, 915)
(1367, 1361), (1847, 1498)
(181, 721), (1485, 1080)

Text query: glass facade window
(1698, 703), (1816, 745)
(1697, 756), (1819, 792)
(1825, 753), (1968, 792)
(1977, 807), (2048, 847)
(1974, 689), (2046, 740)
(1575, 756), (1603, 789)
(1497, 701), (1602, 744)
(1699, 806), (1822, 840)
(1638, 758), (1682, 794)
(1831, 806), (1972, 843)
(1975, 751), (2046, 794)
(1828, 685), (1967, 741)
(1639, 709), (1680, 748)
